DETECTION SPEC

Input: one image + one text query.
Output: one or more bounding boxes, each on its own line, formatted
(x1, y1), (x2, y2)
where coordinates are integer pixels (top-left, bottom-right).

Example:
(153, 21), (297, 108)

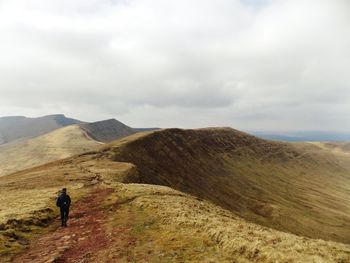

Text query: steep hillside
(79, 119), (136, 143)
(110, 128), (350, 244)
(0, 125), (101, 177)
(0, 114), (82, 145)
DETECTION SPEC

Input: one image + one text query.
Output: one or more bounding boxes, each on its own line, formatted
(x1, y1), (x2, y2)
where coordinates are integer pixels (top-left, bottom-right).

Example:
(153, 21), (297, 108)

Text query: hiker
(56, 188), (71, 227)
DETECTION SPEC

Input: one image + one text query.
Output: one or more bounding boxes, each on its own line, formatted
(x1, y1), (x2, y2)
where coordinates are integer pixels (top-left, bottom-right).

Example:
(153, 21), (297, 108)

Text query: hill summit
(79, 119), (136, 143)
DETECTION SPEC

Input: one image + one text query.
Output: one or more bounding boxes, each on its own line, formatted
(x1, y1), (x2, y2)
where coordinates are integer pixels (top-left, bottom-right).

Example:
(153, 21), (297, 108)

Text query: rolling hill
(0, 117), (142, 177)
(0, 114), (154, 147)
(1, 128), (350, 262)
(0, 114), (82, 145)
(309, 141), (350, 155)
(0, 125), (101, 177)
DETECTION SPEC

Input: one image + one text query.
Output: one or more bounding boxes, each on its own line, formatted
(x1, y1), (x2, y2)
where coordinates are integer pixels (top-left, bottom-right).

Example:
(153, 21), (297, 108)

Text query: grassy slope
(1, 156), (349, 262)
(0, 125), (101, 177)
(308, 141), (350, 155)
(101, 183), (350, 262)
(0, 148), (137, 259)
(111, 128), (350, 244)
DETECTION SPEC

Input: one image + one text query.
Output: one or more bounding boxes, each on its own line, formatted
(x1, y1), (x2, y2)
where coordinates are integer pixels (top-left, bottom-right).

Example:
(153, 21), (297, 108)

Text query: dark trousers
(60, 207), (69, 226)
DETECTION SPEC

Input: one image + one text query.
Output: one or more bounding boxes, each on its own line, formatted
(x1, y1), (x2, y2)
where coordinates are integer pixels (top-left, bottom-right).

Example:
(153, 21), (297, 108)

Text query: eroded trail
(12, 187), (114, 263)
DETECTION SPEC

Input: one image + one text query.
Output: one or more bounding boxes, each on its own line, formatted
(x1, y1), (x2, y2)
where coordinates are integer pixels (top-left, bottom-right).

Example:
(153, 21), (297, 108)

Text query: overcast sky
(0, 0), (349, 131)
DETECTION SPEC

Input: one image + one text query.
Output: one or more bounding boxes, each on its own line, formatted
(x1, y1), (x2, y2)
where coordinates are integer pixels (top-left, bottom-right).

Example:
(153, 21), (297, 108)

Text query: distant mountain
(79, 119), (137, 143)
(0, 115), (157, 176)
(252, 131), (350, 142)
(0, 125), (101, 176)
(0, 114), (159, 146)
(0, 114), (82, 145)
(134, 127), (160, 132)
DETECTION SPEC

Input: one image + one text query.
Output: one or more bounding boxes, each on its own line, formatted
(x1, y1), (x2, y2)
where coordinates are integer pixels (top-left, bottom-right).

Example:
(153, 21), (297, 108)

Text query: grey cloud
(0, 0), (350, 130)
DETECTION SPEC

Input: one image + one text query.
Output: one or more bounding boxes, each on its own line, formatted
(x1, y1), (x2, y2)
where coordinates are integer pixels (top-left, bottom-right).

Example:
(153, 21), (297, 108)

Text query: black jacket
(56, 193), (71, 208)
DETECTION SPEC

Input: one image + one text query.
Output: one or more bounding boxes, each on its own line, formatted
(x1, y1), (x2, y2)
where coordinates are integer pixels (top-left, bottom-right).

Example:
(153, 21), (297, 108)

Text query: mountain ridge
(0, 116), (141, 177)
(0, 114), (82, 145)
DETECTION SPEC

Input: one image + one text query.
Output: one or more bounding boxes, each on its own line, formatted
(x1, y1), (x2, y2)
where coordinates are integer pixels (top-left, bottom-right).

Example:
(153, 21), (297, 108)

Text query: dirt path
(12, 187), (114, 263)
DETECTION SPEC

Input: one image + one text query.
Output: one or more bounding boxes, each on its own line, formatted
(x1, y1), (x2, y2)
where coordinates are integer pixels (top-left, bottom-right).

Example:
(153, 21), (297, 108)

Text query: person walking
(56, 188), (71, 227)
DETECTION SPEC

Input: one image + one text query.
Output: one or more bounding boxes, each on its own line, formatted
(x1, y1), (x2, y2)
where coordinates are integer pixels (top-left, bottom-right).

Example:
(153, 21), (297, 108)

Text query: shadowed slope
(79, 119), (136, 143)
(110, 128), (350, 243)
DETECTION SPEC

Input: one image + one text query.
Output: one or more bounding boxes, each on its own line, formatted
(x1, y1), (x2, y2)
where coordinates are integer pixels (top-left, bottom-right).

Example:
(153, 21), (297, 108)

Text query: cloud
(0, 0), (349, 130)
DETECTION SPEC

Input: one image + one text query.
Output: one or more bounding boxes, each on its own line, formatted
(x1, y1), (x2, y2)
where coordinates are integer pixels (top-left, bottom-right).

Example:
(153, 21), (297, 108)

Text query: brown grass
(99, 183), (350, 262)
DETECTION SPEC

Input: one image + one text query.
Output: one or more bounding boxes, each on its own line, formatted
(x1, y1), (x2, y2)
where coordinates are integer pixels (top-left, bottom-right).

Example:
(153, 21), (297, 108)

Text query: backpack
(56, 194), (70, 208)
